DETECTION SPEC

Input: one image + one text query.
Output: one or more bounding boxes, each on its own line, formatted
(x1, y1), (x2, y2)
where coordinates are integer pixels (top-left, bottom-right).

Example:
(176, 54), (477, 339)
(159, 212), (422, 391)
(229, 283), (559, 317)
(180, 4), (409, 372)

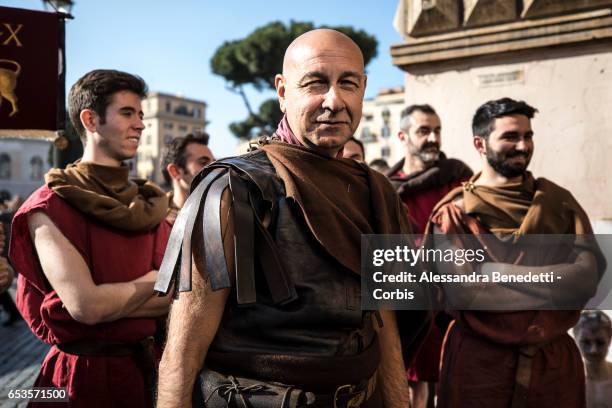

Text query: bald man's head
(282, 29), (364, 76)
(275, 29), (367, 157)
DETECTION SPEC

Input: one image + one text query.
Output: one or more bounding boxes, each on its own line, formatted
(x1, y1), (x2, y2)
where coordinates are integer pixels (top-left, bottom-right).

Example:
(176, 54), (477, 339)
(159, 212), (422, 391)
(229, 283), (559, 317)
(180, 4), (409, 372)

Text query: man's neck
(402, 154), (428, 175)
(81, 146), (122, 167)
(585, 359), (612, 381)
(172, 184), (188, 209)
(475, 164), (523, 187)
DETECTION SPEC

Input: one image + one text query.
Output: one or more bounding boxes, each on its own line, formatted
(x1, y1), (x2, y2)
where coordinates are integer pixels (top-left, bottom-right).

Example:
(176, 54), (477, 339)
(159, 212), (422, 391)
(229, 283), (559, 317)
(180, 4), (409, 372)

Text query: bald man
(156, 29), (428, 407)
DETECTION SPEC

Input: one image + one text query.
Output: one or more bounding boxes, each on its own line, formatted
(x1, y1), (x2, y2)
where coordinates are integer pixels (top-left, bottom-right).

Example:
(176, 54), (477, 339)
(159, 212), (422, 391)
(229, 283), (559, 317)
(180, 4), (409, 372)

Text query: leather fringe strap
(155, 163), (297, 306)
(155, 168), (226, 294)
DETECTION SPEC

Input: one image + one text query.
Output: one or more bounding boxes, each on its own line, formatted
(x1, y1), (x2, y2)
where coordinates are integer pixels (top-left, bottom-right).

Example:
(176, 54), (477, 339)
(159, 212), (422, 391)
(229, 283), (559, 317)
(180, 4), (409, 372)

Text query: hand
(0, 257), (13, 293)
(134, 270), (159, 285)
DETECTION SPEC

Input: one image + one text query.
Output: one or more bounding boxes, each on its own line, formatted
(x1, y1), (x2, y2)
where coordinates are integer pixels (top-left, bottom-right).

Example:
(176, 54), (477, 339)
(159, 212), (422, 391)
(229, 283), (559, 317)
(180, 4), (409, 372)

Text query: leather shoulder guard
(154, 150), (297, 306)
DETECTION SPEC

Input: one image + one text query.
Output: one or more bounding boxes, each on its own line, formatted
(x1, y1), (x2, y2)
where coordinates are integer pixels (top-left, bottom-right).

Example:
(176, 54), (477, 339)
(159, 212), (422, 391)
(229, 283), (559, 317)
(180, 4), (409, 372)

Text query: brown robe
(428, 172), (605, 408)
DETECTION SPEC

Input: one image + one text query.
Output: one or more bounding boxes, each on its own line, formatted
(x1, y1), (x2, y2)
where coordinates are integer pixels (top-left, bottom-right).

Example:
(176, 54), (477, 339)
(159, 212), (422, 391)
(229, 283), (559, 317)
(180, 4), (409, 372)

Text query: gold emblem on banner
(0, 59), (20, 117)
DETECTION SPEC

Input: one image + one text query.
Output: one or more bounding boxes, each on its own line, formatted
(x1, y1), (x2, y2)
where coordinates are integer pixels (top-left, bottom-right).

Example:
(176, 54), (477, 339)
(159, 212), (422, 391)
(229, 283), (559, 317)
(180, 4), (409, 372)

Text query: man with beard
(387, 104), (472, 234)
(155, 29), (430, 408)
(161, 132), (215, 226)
(573, 311), (612, 408)
(428, 97), (605, 407)
(387, 104), (472, 407)
(9, 70), (171, 407)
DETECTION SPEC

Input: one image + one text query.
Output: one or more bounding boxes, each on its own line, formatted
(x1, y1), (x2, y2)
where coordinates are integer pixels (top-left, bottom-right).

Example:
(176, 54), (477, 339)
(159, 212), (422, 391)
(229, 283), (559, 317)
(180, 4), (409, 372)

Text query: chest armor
(208, 150), (375, 357)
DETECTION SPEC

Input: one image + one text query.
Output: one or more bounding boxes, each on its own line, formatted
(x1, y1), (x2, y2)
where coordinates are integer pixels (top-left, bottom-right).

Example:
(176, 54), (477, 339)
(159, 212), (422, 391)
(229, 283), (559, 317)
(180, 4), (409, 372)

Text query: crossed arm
(432, 226), (600, 309)
(27, 210), (170, 325)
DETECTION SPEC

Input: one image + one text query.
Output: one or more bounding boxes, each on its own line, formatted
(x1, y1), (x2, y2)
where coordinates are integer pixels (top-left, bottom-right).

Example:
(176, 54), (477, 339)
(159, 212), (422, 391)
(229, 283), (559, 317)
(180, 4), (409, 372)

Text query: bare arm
(377, 309), (410, 408)
(126, 292), (172, 318)
(156, 264), (230, 407)
(28, 210), (159, 325)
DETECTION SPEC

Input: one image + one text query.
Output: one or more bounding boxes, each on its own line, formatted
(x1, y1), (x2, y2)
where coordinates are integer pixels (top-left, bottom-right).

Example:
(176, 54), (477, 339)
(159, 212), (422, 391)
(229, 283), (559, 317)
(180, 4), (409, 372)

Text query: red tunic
(9, 186), (170, 408)
(393, 173), (466, 383)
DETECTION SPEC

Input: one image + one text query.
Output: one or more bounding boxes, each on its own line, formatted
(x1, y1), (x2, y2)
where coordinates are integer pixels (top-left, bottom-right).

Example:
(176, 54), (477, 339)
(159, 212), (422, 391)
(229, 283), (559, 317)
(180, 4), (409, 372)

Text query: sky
(3, 0), (406, 157)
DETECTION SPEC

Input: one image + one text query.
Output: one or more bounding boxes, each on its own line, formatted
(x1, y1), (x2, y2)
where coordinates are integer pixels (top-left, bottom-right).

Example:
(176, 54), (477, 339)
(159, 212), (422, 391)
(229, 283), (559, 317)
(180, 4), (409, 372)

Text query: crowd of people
(1, 28), (610, 408)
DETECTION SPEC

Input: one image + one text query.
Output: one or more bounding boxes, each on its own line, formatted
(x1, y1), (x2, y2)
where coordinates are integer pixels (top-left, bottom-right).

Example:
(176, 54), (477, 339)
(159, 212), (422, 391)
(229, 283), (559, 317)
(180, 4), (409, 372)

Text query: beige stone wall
(403, 49), (612, 221)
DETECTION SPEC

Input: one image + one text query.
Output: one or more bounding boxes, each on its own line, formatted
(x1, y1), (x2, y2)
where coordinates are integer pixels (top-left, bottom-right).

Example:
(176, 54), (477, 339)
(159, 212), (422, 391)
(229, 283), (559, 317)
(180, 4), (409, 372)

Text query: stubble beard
(485, 144), (531, 178)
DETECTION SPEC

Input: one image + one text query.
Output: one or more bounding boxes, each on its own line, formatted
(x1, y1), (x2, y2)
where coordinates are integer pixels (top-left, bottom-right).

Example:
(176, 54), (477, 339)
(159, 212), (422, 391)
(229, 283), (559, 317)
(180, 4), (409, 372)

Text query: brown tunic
(428, 172), (604, 408)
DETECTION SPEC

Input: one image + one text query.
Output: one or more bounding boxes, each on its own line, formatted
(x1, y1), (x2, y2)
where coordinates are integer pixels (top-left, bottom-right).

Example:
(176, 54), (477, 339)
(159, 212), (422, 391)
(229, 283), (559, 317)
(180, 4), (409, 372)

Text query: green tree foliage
(211, 20), (378, 140)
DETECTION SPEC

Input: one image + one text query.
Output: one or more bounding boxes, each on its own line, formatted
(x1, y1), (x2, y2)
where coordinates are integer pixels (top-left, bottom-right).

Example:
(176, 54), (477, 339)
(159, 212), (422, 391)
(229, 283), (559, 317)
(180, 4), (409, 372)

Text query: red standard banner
(0, 6), (60, 131)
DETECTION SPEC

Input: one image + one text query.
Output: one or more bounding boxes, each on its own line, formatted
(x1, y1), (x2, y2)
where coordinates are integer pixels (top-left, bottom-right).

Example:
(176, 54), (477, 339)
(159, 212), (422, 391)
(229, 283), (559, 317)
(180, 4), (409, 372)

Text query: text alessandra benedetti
(373, 271), (558, 283)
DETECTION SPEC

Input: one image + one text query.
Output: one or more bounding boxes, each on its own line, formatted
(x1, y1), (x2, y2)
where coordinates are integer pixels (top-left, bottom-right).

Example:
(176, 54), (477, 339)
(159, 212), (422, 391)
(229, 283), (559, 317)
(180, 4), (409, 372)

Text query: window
(165, 102), (172, 112)
(360, 127), (376, 142)
(0, 153), (11, 179)
(381, 146), (390, 158)
(30, 156), (44, 180)
(174, 105), (189, 116)
(178, 125), (188, 132)
(164, 135), (173, 145)
(193, 127), (201, 133)
(381, 125), (390, 139)
(164, 122), (173, 130)
(194, 108), (200, 118)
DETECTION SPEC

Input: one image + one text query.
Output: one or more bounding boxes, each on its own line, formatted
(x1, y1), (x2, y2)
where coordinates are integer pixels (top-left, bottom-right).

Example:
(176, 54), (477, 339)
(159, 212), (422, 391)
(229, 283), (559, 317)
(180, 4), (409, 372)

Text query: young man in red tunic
(9, 70), (171, 408)
(387, 104), (472, 407)
(428, 98), (604, 407)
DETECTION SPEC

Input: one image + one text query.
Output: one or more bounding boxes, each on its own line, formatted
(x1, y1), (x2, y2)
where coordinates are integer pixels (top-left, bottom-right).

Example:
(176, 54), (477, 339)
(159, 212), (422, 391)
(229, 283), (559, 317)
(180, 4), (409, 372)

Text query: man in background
(387, 104), (472, 407)
(161, 132), (214, 225)
(574, 311), (612, 408)
(429, 97), (604, 407)
(343, 136), (365, 163)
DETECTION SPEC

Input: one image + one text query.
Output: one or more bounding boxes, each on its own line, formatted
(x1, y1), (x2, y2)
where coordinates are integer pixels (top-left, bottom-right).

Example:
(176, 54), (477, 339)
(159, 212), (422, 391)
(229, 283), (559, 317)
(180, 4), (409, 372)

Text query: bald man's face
(275, 36), (366, 156)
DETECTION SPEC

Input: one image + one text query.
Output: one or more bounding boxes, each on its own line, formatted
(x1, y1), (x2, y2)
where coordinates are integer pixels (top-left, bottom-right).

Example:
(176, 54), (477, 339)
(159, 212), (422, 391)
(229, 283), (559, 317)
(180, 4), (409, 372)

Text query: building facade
(138, 92), (207, 185)
(355, 87), (406, 166)
(391, 0), (612, 228)
(0, 138), (51, 200)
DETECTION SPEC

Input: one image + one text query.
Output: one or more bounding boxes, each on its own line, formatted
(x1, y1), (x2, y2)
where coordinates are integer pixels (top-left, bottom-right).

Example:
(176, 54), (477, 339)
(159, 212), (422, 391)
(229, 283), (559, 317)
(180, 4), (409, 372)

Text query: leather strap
(510, 345), (538, 408)
(229, 171), (256, 305)
(155, 168), (225, 294)
(254, 211), (297, 305)
(155, 162), (297, 306)
(203, 174), (232, 291)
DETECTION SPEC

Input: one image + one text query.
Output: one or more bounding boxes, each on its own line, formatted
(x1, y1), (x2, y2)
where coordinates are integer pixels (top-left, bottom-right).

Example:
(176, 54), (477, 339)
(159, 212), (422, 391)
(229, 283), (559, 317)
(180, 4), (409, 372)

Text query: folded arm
(28, 210), (163, 325)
